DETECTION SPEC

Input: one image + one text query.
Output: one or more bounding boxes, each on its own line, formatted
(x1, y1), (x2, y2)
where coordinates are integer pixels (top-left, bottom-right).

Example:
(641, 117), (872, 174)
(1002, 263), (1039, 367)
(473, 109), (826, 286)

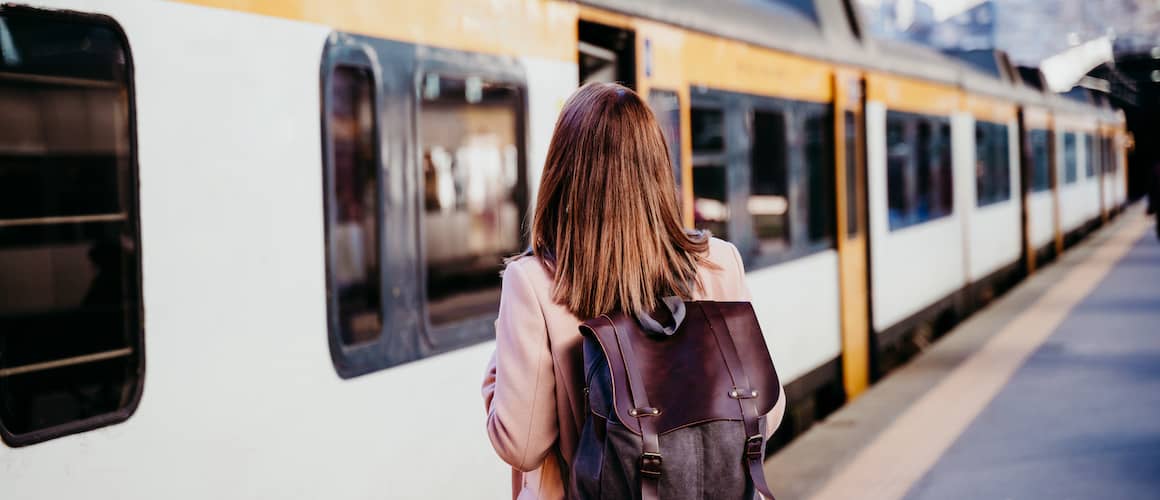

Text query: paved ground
(766, 207), (1160, 500)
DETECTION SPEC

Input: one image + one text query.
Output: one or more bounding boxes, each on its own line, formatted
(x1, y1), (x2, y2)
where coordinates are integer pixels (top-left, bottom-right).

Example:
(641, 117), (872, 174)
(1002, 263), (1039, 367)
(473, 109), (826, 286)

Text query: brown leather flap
(579, 301), (780, 436)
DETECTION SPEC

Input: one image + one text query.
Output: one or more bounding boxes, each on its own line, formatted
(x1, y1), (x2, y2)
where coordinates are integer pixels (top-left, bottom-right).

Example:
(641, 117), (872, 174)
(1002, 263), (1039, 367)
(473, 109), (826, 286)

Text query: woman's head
(530, 82), (708, 319)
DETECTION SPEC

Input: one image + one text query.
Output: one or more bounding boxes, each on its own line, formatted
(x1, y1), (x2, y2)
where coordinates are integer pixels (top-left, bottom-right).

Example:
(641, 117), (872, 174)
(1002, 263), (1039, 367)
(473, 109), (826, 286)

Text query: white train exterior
(0, 1), (1131, 498)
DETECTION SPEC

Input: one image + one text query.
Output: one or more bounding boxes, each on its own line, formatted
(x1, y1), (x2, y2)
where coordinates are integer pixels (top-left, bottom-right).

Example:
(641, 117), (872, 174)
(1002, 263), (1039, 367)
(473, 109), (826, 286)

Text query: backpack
(568, 300), (780, 500)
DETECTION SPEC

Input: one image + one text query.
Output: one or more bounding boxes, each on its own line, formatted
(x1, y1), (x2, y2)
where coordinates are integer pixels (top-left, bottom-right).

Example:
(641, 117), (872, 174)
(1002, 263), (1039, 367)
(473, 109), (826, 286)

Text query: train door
(834, 70), (870, 398)
(578, 20), (636, 89)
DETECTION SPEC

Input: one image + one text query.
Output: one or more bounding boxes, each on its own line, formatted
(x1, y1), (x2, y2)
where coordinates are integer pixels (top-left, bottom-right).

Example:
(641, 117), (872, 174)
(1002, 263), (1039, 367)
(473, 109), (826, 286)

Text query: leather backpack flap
(578, 302), (780, 436)
(711, 301), (781, 416)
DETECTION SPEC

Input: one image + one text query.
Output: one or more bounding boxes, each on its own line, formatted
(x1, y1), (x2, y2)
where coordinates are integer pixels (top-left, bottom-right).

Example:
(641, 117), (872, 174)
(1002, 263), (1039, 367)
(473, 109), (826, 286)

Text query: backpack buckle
(729, 387), (759, 399)
(639, 452), (663, 478)
(628, 407), (661, 417)
(745, 435), (764, 460)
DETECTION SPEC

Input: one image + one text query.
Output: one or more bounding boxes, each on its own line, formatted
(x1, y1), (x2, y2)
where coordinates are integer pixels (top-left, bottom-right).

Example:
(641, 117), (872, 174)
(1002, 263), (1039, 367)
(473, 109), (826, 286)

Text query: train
(0, 0), (1130, 498)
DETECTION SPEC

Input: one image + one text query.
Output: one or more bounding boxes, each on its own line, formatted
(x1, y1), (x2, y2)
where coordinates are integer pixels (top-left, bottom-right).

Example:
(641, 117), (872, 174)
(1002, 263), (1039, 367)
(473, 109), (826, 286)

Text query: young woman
(482, 82), (786, 499)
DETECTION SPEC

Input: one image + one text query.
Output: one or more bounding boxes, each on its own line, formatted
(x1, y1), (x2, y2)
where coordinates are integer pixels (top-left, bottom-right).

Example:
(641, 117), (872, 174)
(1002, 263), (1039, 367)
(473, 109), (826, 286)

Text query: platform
(765, 206), (1160, 500)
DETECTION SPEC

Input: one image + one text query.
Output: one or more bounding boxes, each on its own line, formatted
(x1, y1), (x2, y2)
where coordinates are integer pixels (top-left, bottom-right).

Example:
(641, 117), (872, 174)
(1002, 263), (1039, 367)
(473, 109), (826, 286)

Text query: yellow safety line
(808, 210), (1150, 500)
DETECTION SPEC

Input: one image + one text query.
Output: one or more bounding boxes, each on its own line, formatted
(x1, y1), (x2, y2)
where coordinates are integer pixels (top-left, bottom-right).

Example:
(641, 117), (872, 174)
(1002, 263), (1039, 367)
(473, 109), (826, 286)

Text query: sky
(858, 0), (989, 22)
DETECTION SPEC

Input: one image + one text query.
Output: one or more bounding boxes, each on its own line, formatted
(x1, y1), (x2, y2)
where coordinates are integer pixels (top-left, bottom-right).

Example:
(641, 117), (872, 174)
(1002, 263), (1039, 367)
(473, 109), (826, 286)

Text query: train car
(957, 63), (1024, 307)
(572, 0), (868, 430)
(0, 0), (577, 497)
(1051, 102), (1101, 243)
(862, 41), (967, 354)
(0, 0), (1132, 498)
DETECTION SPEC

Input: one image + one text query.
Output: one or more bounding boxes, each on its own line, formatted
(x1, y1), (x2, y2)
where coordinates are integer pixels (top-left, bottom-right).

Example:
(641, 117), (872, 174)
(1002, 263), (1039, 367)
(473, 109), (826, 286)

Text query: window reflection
(648, 89), (683, 193)
(420, 75), (524, 329)
(844, 111), (859, 237)
(1083, 134), (1095, 178)
(805, 110), (835, 245)
(329, 66), (381, 346)
(1063, 132), (1078, 184)
(692, 107), (729, 240)
(749, 110), (789, 253)
(885, 111), (953, 230)
(1029, 129), (1051, 192)
(975, 121), (1011, 207)
(0, 11), (142, 441)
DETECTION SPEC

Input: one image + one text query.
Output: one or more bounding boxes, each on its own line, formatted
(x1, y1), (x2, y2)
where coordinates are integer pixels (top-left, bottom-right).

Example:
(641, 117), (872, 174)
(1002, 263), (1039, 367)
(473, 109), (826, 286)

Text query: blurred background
(861, 0), (1160, 197)
(0, 1), (1157, 499)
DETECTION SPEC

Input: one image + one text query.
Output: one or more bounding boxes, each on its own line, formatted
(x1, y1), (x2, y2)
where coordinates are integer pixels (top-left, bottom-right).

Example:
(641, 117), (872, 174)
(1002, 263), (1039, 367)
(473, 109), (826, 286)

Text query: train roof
(578, 0), (1121, 118)
(577, 0), (860, 63)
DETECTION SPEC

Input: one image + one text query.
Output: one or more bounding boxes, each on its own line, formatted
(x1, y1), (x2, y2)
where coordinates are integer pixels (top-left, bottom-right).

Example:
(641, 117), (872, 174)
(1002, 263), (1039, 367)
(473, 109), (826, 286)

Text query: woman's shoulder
(502, 253), (554, 290)
(697, 237), (748, 301)
(705, 237), (738, 261)
(703, 237), (743, 271)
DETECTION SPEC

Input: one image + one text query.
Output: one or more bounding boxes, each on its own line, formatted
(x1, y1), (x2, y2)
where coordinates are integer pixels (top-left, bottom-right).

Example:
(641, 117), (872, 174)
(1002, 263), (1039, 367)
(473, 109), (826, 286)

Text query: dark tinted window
(750, 110), (789, 253)
(885, 111), (953, 230)
(690, 90), (840, 269)
(1098, 136), (1108, 175)
(419, 75), (525, 332)
(692, 107), (728, 240)
(760, 0), (818, 22)
(1062, 132), (1078, 184)
(804, 108), (835, 244)
(975, 121), (1011, 207)
(326, 66), (381, 346)
(1029, 129), (1051, 192)
(0, 9), (142, 445)
(1084, 133), (1095, 178)
(844, 111), (859, 236)
(648, 89), (682, 192)
(1103, 137), (1113, 174)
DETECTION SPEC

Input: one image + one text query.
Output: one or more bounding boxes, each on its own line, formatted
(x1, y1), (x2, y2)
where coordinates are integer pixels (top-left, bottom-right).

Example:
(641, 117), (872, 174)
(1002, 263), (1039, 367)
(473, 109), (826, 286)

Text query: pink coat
(482, 238), (787, 500)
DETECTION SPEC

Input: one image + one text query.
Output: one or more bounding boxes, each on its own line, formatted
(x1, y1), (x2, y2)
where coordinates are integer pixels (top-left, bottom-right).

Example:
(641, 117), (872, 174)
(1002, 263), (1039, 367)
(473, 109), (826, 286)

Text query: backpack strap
(698, 303), (777, 500)
(602, 315), (664, 500)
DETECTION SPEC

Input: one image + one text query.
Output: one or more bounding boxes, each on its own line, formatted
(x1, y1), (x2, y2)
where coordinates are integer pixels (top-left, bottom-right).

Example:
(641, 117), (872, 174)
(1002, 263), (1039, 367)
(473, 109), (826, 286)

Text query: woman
(482, 83), (786, 499)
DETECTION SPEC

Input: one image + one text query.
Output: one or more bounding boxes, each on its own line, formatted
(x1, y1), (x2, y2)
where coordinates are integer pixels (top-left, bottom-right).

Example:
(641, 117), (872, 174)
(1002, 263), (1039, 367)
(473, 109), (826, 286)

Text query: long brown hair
(528, 82), (709, 319)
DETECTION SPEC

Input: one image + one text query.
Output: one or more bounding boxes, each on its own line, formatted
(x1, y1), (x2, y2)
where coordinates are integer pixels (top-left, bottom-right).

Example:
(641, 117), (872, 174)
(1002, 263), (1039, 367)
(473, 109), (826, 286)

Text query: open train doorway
(578, 20), (636, 89)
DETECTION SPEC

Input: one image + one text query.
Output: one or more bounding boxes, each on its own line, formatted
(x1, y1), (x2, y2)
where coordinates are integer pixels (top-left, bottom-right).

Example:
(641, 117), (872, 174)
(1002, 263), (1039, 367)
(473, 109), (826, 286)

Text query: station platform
(765, 206), (1160, 500)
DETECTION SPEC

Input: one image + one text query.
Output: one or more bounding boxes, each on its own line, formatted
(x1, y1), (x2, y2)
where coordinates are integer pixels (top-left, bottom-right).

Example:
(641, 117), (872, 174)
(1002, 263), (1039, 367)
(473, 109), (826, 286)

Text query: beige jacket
(482, 238), (787, 500)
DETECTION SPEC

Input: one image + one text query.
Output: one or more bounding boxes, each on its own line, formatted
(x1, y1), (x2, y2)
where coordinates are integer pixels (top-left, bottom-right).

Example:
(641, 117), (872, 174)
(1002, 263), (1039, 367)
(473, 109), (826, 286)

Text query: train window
(749, 110), (790, 253)
(1084, 133), (1095, 178)
(761, 0), (819, 22)
(326, 66), (382, 346)
(1062, 132), (1078, 184)
(804, 108), (835, 245)
(886, 118), (911, 222)
(648, 89), (683, 193)
(1104, 137), (1114, 174)
(1029, 129), (1051, 192)
(844, 111), (859, 236)
(692, 90), (836, 267)
(885, 111), (953, 230)
(975, 121), (1011, 207)
(692, 107), (729, 240)
(419, 75), (525, 333)
(1098, 136), (1108, 175)
(0, 9), (142, 446)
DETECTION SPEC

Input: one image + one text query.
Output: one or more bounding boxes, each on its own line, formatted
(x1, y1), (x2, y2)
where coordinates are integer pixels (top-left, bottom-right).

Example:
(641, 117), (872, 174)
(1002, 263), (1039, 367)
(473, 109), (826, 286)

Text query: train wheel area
(765, 204), (1160, 500)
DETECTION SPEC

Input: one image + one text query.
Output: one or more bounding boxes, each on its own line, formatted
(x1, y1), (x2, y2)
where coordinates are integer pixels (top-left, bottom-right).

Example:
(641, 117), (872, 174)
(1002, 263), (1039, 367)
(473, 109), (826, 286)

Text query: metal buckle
(639, 452), (663, 478)
(745, 434), (764, 460)
(628, 407), (661, 417)
(729, 387), (759, 399)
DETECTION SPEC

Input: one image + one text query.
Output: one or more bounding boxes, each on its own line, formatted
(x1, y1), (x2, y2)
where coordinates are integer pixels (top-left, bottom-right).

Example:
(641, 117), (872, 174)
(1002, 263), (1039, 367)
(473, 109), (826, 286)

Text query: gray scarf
(634, 296), (686, 337)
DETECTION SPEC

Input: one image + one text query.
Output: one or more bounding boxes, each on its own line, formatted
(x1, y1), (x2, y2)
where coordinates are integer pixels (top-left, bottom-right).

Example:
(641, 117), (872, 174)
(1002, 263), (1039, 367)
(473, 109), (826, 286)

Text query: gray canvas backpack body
(568, 300), (780, 500)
